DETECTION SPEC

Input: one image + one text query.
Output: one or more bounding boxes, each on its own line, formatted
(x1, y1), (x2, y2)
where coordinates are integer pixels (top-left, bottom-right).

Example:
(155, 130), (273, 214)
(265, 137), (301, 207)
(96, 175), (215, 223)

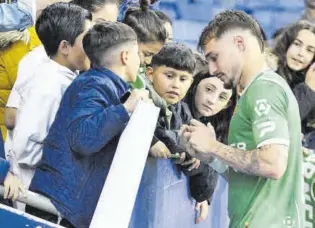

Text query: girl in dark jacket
(184, 70), (236, 224)
(273, 20), (315, 135)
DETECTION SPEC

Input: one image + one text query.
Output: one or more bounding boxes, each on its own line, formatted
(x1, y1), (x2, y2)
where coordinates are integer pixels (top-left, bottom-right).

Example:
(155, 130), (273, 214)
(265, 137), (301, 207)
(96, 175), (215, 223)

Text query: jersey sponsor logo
(254, 99), (271, 117)
(256, 121), (276, 138)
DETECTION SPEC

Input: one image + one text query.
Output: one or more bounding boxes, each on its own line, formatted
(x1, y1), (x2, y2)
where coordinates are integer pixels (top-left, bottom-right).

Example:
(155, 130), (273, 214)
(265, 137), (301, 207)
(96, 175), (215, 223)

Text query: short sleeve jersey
(228, 70), (304, 228)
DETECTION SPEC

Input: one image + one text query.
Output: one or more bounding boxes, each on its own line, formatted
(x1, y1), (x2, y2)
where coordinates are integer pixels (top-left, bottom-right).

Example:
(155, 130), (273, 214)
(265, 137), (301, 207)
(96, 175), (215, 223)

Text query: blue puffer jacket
(29, 68), (130, 228)
(0, 129), (9, 183)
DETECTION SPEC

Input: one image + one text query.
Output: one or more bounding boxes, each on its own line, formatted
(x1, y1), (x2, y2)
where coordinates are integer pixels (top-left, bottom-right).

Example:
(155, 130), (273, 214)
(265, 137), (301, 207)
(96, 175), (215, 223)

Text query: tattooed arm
(182, 119), (289, 180)
(208, 142), (288, 180)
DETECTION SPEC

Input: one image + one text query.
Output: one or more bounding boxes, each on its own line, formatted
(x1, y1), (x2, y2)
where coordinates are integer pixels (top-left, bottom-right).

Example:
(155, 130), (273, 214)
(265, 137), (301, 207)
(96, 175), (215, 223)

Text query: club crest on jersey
(254, 99), (271, 116)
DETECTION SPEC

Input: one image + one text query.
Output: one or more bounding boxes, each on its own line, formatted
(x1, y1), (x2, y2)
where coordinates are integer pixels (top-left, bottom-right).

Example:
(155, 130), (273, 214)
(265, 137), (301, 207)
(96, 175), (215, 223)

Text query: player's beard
(216, 72), (234, 89)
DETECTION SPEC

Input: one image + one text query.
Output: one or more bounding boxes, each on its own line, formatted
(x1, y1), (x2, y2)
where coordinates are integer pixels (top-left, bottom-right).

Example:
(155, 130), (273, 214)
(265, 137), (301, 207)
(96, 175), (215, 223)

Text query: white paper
(89, 101), (160, 228)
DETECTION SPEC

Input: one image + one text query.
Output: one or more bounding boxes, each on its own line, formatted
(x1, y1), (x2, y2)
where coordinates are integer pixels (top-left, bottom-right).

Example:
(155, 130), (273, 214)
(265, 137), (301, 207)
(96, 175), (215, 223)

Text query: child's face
(148, 66), (193, 105)
(138, 42), (164, 65)
(194, 77), (233, 117)
(286, 29), (315, 72)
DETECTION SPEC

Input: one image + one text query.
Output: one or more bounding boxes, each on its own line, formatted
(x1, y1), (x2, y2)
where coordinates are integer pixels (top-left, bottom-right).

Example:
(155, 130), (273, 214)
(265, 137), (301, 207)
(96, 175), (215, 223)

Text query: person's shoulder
(249, 70), (290, 94)
(25, 60), (66, 92)
(245, 70), (291, 107)
(70, 69), (121, 93)
(19, 45), (47, 69)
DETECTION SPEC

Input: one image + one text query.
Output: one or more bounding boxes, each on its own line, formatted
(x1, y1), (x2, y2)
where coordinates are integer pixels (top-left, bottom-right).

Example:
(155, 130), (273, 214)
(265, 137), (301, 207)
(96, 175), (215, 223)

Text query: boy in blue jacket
(26, 22), (150, 228)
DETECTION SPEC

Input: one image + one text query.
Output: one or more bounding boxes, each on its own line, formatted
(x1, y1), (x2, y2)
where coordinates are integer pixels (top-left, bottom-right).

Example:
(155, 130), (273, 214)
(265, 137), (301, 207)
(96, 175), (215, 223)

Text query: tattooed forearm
(212, 142), (288, 179)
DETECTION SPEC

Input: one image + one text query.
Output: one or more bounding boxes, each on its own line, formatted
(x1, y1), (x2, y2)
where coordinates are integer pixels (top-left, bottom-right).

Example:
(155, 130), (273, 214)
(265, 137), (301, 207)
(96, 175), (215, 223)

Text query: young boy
(9, 2), (92, 192)
(27, 22), (150, 228)
(5, 0), (119, 132)
(145, 43), (213, 217)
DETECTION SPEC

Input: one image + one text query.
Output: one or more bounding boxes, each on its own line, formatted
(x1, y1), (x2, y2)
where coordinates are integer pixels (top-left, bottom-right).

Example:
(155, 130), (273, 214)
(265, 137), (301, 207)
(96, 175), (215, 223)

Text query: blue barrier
(209, 176), (229, 228)
(129, 157), (229, 228)
(0, 203), (62, 228)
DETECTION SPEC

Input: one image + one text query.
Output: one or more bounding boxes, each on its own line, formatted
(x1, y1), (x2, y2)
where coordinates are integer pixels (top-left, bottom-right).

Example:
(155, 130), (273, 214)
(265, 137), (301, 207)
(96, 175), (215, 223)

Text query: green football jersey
(129, 66), (146, 89)
(303, 151), (315, 228)
(228, 70), (304, 228)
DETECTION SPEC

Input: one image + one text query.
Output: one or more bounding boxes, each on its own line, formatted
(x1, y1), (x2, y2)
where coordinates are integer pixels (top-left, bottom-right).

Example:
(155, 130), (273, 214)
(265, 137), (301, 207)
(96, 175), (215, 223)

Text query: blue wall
(160, 0), (304, 50)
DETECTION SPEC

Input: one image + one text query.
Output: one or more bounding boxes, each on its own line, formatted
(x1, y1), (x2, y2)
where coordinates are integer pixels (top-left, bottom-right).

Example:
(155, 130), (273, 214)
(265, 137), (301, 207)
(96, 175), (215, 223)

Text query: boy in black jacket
(145, 43), (213, 220)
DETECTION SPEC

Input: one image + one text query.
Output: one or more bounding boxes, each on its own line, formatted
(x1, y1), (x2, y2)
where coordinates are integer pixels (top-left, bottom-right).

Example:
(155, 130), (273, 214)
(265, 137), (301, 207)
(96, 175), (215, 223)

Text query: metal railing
(0, 185), (58, 215)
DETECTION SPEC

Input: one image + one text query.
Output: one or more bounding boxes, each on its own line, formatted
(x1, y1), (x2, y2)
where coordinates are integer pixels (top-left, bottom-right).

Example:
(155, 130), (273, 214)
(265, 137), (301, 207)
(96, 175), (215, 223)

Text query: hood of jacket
(0, 29), (30, 50)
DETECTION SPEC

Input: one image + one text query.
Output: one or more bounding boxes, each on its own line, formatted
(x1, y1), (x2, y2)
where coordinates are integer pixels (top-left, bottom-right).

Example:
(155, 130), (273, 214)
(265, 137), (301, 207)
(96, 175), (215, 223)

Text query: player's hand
(3, 172), (25, 201)
(195, 200), (209, 224)
(150, 141), (171, 159)
(181, 119), (217, 162)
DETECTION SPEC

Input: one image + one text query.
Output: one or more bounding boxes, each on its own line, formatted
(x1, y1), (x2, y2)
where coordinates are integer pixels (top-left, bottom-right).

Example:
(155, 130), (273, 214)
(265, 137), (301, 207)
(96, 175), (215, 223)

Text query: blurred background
(159, 0), (304, 49)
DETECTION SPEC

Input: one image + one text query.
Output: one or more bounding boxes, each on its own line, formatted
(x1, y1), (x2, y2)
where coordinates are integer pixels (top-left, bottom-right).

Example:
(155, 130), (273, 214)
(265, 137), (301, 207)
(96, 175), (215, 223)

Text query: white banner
(89, 101), (160, 228)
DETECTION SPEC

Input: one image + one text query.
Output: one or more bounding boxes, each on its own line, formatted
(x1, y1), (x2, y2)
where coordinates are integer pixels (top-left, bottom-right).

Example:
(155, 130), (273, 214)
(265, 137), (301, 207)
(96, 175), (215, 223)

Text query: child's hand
(195, 200), (209, 224)
(174, 152), (201, 171)
(3, 172), (25, 201)
(150, 141), (171, 159)
(123, 89), (151, 113)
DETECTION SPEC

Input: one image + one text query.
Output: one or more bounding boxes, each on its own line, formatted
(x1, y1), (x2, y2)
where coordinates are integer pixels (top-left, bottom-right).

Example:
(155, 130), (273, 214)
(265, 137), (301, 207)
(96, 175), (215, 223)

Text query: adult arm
(185, 81), (291, 180)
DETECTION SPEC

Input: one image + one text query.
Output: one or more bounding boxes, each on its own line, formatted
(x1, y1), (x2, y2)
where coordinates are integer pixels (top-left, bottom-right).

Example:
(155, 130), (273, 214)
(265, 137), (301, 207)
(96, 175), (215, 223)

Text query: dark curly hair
(185, 70), (237, 144)
(198, 10), (264, 52)
(273, 20), (315, 88)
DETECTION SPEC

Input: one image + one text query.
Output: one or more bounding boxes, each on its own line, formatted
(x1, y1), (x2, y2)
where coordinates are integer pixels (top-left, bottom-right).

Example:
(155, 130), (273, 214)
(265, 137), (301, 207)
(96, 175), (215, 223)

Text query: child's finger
(8, 186), (14, 200)
(195, 202), (201, 211)
(188, 160), (200, 171)
(12, 187), (19, 201)
(195, 202), (208, 224)
(3, 185), (9, 199)
(181, 158), (196, 166)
